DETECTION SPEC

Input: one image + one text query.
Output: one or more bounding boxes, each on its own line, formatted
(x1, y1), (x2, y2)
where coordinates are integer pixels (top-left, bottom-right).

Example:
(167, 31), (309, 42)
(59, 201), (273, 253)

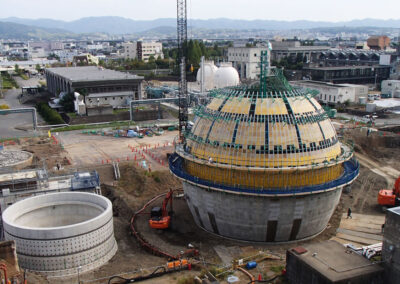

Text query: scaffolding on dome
(172, 47), (359, 193)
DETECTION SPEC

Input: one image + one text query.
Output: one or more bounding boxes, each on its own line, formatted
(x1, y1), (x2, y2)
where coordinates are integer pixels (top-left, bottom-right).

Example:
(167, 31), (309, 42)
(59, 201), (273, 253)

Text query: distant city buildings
(122, 41), (163, 61)
(367, 35), (391, 50)
(270, 40), (330, 65)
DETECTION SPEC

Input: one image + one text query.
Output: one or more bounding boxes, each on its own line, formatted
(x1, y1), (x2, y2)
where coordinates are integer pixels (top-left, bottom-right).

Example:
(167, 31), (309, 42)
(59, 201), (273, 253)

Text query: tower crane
(177, 0), (188, 143)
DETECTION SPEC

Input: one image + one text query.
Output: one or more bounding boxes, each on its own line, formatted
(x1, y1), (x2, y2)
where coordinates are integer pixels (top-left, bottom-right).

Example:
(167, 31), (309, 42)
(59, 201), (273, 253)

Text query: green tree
(59, 92), (75, 113)
(35, 64), (41, 73)
(14, 64), (19, 74)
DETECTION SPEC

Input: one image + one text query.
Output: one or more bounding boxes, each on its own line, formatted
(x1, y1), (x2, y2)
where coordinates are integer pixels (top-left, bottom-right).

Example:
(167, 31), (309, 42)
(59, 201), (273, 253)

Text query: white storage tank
(366, 103), (376, 113)
(359, 97), (367, 104)
(196, 61), (218, 91)
(214, 62), (240, 89)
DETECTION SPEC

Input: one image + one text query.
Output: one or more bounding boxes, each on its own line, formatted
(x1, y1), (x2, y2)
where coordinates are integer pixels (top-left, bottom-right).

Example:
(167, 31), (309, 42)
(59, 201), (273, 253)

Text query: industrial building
(381, 80), (400, 98)
(291, 80), (368, 105)
(286, 240), (384, 284)
(303, 65), (391, 84)
(227, 46), (269, 79)
(382, 207), (400, 283)
(271, 40), (330, 65)
(367, 36), (391, 51)
(317, 50), (397, 68)
(169, 53), (359, 242)
(122, 41), (163, 61)
(45, 66), (144, 100)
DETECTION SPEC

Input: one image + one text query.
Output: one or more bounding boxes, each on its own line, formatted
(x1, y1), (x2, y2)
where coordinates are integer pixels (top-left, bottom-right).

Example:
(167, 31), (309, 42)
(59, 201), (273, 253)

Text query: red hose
(130, 190), (183, 260)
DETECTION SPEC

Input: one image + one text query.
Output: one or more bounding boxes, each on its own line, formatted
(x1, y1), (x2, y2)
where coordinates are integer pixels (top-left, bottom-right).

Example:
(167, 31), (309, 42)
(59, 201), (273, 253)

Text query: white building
(381, 80), (400, 97)
(291, 80), (367, 105)
(53, 50), (79, 63)
(227, 46), (269, 79)
(339, 84), (369, 102)
(122, 41), (163, 61)
(85, 91), (134, 108)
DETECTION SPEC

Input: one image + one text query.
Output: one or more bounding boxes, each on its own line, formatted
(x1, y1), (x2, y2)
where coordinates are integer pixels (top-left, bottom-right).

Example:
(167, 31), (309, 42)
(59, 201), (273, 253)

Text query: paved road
(336, 112), (400, 127)
(0, 76), (43, 139)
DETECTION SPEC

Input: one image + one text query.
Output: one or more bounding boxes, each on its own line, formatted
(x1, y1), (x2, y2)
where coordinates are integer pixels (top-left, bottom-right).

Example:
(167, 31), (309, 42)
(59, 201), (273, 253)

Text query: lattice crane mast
(177, 0), (188, 142)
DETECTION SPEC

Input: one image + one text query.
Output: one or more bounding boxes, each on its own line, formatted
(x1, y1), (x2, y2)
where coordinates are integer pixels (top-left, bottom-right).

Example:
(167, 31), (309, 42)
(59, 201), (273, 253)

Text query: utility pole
(177, 0), (188, 143)
(0, 74), (3, 98)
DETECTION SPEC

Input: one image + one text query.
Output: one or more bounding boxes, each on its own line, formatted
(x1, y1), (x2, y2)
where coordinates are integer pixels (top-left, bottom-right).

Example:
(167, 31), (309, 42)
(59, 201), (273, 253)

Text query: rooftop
(87, 91), (134, 98)
(288, 240), (383, 282)
(292, 80), (348, 88)
(305, 65), (388, 71)
(388, 206), (400, 216)
(46, 66), (143, 82)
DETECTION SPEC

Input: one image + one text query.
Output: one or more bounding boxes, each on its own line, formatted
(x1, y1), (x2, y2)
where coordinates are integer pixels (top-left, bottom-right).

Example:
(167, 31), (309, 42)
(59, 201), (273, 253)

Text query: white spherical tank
(196, 61), (218, 90)
(2, 192), (117, 277)
(214, 62), (240, 89)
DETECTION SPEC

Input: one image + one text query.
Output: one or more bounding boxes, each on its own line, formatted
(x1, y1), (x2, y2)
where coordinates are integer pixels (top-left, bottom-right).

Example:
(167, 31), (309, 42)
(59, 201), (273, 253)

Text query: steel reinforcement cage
(169, 152), (359, 195)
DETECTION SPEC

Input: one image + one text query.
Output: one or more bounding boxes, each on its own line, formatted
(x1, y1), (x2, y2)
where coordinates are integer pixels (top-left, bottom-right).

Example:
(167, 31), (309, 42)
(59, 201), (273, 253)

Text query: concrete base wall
(2, 192), (117, 276)
(183, 182), (342, 242)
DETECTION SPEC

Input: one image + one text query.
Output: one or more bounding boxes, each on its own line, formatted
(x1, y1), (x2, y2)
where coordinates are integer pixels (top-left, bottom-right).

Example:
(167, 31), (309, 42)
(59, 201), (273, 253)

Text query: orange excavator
(378, 176), (400, 207)
(149, 190), (173, 229)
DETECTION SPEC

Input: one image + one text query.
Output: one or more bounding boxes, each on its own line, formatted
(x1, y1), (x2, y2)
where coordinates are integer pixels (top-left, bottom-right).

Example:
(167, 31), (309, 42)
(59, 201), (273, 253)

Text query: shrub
(36, 102), (65, 125)
(0, 104), (10, 109)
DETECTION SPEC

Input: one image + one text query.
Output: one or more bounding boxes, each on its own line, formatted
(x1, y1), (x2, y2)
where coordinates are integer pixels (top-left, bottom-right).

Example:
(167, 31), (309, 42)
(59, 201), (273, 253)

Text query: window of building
(104, 98), (107, 100)
(329, 95), (331, 102)
(254, 53), (257, 57)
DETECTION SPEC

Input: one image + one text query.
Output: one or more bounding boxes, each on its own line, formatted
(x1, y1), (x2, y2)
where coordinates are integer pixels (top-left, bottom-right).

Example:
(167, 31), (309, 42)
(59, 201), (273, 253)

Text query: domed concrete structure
(170, 56), (359, 242)
(196, 61), (218, 91)
(214, 62), (240, 89)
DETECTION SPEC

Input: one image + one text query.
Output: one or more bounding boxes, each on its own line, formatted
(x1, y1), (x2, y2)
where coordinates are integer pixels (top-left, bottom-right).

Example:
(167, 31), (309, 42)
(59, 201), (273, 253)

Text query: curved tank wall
(214, 62), (240, 89)
(183, 181), (342, 242)
(2, 192), (117, 277)
(170, 67), (359, 242)
(196, 61), (218, 90)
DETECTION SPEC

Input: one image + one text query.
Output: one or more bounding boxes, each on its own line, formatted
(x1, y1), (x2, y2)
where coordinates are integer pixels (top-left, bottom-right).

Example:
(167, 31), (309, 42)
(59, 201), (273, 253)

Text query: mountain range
(2, 16), (400, 35)
(1, 17), (400, 40)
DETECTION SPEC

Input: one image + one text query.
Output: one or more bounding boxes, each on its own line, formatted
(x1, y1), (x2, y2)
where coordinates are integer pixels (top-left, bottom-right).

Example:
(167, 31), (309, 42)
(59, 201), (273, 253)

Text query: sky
(0, 0), (399, 22)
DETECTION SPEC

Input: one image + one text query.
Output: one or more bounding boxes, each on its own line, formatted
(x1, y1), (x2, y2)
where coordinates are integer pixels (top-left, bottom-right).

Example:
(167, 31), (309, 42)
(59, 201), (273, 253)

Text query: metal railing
(169, 153), (359, 195)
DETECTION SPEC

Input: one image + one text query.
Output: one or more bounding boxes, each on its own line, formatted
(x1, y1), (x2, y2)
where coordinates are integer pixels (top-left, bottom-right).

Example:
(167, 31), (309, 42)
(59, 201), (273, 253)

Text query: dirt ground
(2, 136), (70, 171)
(11, 122), (398, 284)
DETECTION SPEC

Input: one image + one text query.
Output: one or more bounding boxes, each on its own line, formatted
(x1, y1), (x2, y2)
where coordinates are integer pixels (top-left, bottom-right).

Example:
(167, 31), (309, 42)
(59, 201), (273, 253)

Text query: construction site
(1, 2), (400, 284)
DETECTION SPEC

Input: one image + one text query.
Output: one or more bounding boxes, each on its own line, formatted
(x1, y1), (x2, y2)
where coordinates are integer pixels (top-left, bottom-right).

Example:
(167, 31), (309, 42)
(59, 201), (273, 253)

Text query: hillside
(3, 17), (400, 35)
(0, 21), (75, 40)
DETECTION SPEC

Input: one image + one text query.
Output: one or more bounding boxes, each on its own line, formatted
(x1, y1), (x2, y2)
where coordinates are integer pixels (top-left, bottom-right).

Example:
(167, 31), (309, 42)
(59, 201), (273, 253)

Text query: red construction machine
(149, 190), (173, 229)
(378, 176), (400, 208)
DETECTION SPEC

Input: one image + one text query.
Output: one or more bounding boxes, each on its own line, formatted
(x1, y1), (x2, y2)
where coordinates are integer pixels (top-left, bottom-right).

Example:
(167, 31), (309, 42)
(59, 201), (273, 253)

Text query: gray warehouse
(45, 66), (144, 100)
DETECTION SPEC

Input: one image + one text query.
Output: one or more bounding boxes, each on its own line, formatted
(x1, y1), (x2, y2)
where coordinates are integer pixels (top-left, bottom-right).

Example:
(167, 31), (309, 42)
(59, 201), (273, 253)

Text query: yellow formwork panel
(208, 120), (235, 144)
(298, 123), (324, 145)
(319, 119), (336, 139)
(185, 161), (344, 189)
(287, 97), (315, 114)
(221, 98), (251, 114)
(207, 98), (224, 111)
(192, 118), (213, 139)
(268, 123), (300, 149)
(309, 97), (323, 110)
(255, 98), (288, 115)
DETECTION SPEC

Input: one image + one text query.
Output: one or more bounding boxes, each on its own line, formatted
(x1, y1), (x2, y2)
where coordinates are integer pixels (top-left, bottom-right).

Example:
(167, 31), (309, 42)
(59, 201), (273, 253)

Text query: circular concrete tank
(170, 67), (359, 242)
(0, 150), (33, 170)
(2, 192), (117, 276)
